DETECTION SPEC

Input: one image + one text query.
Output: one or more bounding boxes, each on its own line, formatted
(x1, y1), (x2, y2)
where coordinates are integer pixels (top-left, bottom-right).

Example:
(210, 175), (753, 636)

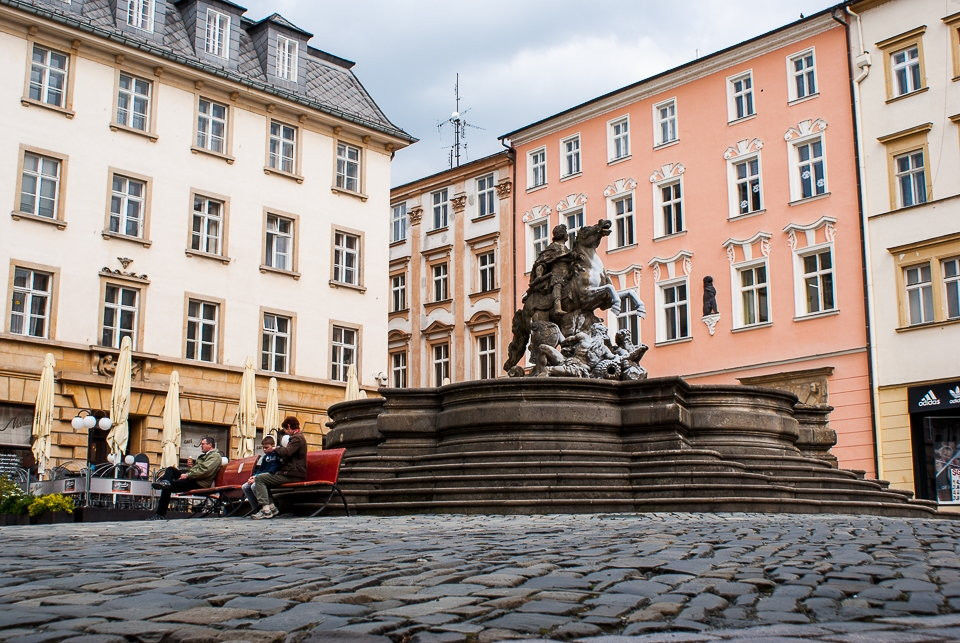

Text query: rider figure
(529, 224), (571, 314)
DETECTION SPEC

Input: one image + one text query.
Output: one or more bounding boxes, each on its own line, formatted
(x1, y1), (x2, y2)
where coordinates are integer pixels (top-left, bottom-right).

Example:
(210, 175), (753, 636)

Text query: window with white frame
(204, 8), (230, 58)
(10, 267), (51, 338)
(654, 99), (677, 146)
(276, 35), (298, 81)
(336, 142), (360, 192)
(196, 98), (227, 154)
(891, 239), (960, 327)
(331, 326), (357, 382)
(617, 293), (641, 347)
(391, 273), (406, 312)
(609, 117), (630, 161)
(728, 72), (755, 120)
(904, 263), (933, 325)
(476, 173), (496, 217)
(101, 284), (138, 349)
(789, 49), (817, 100)
(660, 280), (689, 341)
(431, 188), (449, 230)
(561, 135), (581, 177)
(792, 137), (826, 200)
(126, 0), (154, 32)
(191, 194), (223, 255)
(391, 203), (407, 242)
(19, 152), (61, 219)
(799, 247), (835, 315)
(261, 312), (290, 373)
(29, 45), (68, 108)
(116, 73), (151, 131)
(733, 155), (762, 216)
(477, 334), (496, 380)
(894, 149), (927, 207)
(333, 231), (359, 285)
(432, 262), (449, 301)
(612, 194), (635, 248)
(565, 209), (584, 238)
(265, 213), (293, 271)
(478, 251), (496, 292)
(891, 45), (921, 97)
(185, 299), (218, 362)
(945, 258), (960, 320)
(268, 121), (296, 174)
(109, 174), (145, 237)
(735, 262), (769, 327)
(657, 180), (683, 237)
(432, 342), (450, 386)
(391, 351), (407, 388)
(531, 221), (549, 261)
(529, 148), (546, 187)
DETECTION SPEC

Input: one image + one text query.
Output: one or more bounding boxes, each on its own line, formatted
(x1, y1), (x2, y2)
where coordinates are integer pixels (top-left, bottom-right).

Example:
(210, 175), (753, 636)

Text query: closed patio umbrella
(160, 370), (181, 470)
(31, 353), (56, 479)
(236, 358), (258, 459)
(344, 363), (361, 401)
(263, 377), (281, 442)
(107, 336), (132, 462)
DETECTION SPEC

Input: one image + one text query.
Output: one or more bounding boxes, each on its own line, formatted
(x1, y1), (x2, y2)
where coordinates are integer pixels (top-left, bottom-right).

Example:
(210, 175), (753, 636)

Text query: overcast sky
(239, 1), (839, 186)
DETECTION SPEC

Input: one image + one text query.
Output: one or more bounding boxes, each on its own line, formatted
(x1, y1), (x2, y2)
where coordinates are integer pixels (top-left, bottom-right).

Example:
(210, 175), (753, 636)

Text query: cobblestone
(0, 512), (958, 640)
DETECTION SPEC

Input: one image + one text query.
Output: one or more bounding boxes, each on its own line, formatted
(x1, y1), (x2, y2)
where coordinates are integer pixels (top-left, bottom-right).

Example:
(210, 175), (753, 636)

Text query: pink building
(503, 9), (876, 475)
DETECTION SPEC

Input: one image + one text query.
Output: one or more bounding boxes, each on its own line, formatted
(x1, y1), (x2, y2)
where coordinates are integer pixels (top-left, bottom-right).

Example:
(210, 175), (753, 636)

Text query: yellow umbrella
(236, 358), (258, 459)
(344, 363), (361, 401)
(160, 370), (181, 469)
(263, 377), (281, 442)
(107, 336), (132, 461)
(31, 353), (56, 479)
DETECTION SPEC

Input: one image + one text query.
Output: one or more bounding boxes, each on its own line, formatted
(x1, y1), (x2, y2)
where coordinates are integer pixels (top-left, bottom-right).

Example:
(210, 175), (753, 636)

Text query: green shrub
(27, 493), (75, 517)
(0, 476), (33, 515)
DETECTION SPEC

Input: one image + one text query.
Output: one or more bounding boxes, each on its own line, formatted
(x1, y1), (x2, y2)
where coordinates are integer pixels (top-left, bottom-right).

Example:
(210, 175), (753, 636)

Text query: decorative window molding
(650, 165), (685, 238)
(99, 279), (143, 350)
(724, 138), (764, 219)
(785, 120), (829, 202)
(648, 250), (694, 283)
(784, 217), (837, 319)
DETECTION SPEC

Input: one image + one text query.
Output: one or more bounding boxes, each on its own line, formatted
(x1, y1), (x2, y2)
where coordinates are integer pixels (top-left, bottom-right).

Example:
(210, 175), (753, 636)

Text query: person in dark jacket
(149, 436), (222, 520)
(241, 435), (282, 514)
(250, 416), (307, 519)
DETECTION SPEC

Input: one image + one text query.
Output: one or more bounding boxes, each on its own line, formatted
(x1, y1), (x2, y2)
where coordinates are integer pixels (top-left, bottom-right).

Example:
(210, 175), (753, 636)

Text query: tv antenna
(437, 73), (483, 168)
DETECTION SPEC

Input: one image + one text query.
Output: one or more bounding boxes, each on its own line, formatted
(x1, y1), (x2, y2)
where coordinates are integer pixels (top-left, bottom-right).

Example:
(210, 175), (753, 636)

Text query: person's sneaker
(263, 504), (279, 517)
(147, 514), (166, 521)
(250, 509), (273, 520)
(151, 480), (171, 490)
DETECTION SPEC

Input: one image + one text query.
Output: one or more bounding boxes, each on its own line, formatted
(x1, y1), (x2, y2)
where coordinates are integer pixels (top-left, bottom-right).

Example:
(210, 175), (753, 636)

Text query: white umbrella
(160, 370), (181, 469)
(263, 377), (281, 442)
(236, 358), (258, 459)
(31, 353), (56, 479)
(344, 363), (361, 401)
(107, 336), (132, 461)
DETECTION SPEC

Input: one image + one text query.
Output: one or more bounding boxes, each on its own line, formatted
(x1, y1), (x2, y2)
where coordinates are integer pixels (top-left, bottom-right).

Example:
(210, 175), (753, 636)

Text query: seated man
(250, 416), (307, 520)
(148, 436), (222, 520)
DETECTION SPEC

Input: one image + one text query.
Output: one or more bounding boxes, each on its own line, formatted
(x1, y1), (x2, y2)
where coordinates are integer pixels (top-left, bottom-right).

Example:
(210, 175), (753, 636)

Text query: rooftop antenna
(437, 73), (483, 168)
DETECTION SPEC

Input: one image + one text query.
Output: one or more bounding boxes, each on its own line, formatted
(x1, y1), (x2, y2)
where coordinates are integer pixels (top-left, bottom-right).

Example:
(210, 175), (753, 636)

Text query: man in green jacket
(148, 436), (222, 520)
(250, 416), (307, 519)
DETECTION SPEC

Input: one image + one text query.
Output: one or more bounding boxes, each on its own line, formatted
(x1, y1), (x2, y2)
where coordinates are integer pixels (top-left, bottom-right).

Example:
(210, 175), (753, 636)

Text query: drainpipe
(837, 5), (883, 480)
(500, 137), (518, 315)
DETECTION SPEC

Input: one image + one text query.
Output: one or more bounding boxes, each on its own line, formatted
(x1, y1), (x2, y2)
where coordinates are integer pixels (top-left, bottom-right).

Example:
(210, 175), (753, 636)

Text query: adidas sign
(918, 390), (940, 407)
(949, 386), (960, 405)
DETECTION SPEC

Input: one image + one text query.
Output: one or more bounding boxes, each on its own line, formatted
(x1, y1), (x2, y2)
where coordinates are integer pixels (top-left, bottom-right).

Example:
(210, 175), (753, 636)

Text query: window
(530, 221), (549, 262)
(276, 35), (298, 81)
(185, 299), (218, 362)
(729, 72), (755, 120)
(391, 273), (406, 312)
(800, 248), (835, 315)
(116, 73), (151, 131)
(661, 281), (689, 341)
(904, 264), (933, 325)
(204, 9), (230, 58)
(391, 351), (407, 388)
(196, 98), (227, 154)
(612, 195), (635, 248)
(658, 180), (683, 237)
(477, 334), (496, 380)
(431, 188), (449, 230)
(261, 313), (291, 373)
(10, 267), (51, 338)
(733, 156), (762, 215)
(268, 121), (296, 174)
(946, 258), (960, 320)
(478, 251), (496, 292)
(895, 150), (927, 207)
(432, 342), (450, 386)
(565, 209), (584, 237)
(18, 152), (61, 219)
(654, 99), (677, 146)
(336, 142), (360, 192)
(28, 45), (68, 108)
(736, 263), (769, 327)
(191, 194), (223, 255)
(617, 294), (641, 346)
(391, 203), (407, 242)
(109, 174), (146, 238)
(529, 148), (546, 188)
(609, 117), (630, 161)
(101, 284), (138, 349)
(891, 45), (922, 97)
(788, 49), (817, 100)
(126, 0), (154, 32)
(562, 135), (581, 177)
(333, 231), (359, 286)
(793, 138), (826, 200)
(432, 262), (449, 302)
(265, 214), (293, 271)
(890, 235), (960, 328)
(331, 326), (357, 382)
(476, 173), (496, 217)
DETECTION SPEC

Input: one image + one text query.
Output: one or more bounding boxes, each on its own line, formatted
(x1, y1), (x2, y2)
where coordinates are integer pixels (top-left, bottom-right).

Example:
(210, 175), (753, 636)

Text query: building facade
(388, 152), (514, 388)
(503, 9), (878, 475)
(849, 0), (960, 504)
(0, 0), (412, 470)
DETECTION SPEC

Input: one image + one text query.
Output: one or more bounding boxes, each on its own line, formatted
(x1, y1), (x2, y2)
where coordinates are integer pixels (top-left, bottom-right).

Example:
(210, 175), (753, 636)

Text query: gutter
(501, 137), (518, 318)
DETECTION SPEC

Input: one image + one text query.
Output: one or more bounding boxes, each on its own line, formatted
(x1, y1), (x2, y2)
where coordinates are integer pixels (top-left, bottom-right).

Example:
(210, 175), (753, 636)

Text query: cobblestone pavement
(1, 512), (960, 642)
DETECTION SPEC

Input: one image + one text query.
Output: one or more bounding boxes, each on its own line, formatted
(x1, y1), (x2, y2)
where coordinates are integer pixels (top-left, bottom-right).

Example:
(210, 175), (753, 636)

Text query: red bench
(176, 456), (257, 517)
(270, 449), (350, 517)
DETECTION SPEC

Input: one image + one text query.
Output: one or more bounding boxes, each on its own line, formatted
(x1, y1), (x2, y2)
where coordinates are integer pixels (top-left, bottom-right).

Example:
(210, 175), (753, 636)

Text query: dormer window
(126, 0), (154, 32)
(204, 8), (230, 59)
(276, 35), (298, 81)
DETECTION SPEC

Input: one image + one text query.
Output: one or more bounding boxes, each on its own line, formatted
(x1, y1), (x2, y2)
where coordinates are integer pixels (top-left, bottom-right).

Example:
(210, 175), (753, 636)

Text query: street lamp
(71, 409), (113, 432)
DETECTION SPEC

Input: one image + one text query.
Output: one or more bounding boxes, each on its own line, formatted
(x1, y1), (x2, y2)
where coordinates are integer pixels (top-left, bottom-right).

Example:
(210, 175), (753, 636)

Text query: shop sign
(908, 381), (960, 413)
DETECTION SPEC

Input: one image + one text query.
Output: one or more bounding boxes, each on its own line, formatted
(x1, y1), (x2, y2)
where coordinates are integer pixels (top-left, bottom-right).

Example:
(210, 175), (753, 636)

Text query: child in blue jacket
(242, 435), (282, 514)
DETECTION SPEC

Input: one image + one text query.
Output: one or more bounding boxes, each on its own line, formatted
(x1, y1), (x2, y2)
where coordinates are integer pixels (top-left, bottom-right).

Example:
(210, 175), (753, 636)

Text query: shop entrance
(921, 415), (960, 504)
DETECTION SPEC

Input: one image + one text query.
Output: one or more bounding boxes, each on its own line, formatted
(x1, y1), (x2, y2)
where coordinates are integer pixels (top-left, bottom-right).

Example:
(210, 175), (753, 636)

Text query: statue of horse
(503, 219), (620, 375)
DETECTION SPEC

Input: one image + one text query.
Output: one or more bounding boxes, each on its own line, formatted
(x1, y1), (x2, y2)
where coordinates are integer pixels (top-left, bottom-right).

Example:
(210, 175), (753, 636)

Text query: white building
(0, 0), (413, 468)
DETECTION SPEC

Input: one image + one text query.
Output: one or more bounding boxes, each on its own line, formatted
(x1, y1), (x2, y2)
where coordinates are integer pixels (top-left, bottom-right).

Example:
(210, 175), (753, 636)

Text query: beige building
(388, 152), (514, 387)
(848, 0), (960, 505)
(0, 0), (412, 471)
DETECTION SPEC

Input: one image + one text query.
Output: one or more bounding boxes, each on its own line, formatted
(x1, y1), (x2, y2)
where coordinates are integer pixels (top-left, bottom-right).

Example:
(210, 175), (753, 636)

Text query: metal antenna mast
(437, 73), (483, 168)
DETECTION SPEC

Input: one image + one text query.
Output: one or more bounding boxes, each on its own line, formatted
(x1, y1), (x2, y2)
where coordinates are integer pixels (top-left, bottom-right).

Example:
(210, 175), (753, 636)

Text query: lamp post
(71, 409), (113, 432)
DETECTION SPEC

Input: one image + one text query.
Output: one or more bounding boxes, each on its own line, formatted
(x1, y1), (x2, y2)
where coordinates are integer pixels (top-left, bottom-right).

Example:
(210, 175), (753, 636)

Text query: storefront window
(928, 417), (960, 504)
(179, 422), (229, 466)
(909, 381), (960, 504)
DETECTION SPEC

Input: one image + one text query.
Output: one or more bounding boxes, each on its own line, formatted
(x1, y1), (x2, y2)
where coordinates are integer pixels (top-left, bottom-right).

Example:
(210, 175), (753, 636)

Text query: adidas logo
(918, 390), (940, 407)
(949, 386), (960, 405)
